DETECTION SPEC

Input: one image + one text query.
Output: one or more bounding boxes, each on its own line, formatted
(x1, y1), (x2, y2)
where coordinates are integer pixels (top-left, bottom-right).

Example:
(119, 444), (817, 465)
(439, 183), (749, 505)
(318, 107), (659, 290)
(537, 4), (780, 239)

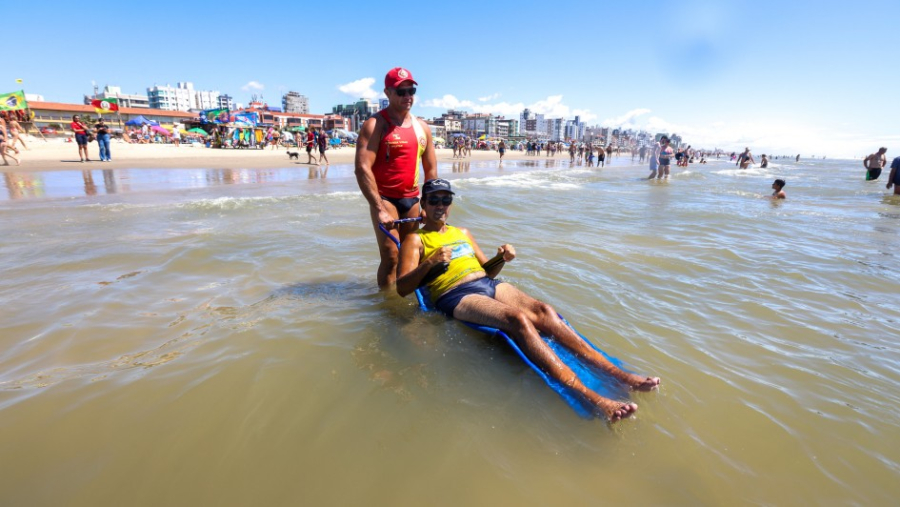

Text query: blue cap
(422, 178), (454, 195)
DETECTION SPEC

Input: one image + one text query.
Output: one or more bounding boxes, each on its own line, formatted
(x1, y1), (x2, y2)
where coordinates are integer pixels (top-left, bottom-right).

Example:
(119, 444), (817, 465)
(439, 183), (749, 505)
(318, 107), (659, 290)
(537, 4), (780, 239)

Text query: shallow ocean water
(1, 155), (899, 505)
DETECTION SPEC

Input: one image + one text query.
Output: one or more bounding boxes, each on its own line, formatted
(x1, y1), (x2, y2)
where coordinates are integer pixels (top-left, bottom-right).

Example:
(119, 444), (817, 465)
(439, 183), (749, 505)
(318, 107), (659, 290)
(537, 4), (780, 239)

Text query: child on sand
(771, 179), (786, 199)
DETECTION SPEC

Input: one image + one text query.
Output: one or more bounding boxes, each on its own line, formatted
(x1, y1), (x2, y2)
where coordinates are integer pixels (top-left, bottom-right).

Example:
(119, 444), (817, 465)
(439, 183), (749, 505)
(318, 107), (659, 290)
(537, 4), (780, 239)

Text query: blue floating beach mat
(382, 221), (630, 419)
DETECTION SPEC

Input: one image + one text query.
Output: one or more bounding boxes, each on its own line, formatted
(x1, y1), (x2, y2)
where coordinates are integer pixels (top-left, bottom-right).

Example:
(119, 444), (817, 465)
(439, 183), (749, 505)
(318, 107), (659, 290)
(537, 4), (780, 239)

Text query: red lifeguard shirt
(372, 110), (427, 199)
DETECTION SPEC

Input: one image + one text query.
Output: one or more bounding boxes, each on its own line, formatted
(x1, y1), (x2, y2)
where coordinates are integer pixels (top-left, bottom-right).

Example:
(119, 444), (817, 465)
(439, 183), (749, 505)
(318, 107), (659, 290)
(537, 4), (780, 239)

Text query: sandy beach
(6, 135), (593, 173)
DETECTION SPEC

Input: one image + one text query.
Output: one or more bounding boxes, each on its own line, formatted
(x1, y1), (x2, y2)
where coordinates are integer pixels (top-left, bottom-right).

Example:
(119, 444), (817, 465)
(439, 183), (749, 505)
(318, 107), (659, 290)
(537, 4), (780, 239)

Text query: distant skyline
(8, 0), (898, 158)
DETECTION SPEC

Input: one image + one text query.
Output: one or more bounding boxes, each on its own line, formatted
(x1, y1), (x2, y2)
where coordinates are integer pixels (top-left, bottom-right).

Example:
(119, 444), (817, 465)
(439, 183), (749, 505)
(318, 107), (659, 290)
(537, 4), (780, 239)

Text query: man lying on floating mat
(394, 178), (661, 422)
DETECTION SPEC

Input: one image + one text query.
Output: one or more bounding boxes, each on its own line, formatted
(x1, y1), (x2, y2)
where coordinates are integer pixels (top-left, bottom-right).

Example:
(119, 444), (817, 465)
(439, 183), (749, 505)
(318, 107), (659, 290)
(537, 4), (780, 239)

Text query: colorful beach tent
(124, 116), (159, 127)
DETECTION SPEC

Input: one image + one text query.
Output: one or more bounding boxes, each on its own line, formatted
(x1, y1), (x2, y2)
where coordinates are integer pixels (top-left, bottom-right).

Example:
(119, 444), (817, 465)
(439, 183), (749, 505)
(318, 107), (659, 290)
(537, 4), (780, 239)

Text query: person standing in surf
(737, 147), (755, 169)
(656, 136), (674, 179)
(395, 179), (660, 422)
(886, 156), (900, 195)
(864, 147), (887, 181)
(355, 67), (437, 287)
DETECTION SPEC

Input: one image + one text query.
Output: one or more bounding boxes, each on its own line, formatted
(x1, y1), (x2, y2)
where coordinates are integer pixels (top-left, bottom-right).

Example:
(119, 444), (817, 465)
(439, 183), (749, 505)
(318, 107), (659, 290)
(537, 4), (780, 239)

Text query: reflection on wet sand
(452, 161), (470, 173)
(308, 165), (328, 179)
(82, 171), (96, 196)
(3, 172), (45, 200)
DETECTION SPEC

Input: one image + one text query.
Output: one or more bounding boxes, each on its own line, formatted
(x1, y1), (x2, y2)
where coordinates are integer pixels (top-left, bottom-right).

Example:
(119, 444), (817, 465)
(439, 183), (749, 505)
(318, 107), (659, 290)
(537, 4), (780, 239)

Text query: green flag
(0, 90), (28, 111)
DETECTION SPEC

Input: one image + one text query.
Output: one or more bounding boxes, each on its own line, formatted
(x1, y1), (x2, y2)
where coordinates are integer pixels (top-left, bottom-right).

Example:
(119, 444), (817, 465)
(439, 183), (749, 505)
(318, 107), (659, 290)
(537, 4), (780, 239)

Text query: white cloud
(600, 108), (652, 128)
(241, 81), (264, 91)
(478, 93), (501, 102)
(421, 94), (597, 122)
(338, 77), (381, 100)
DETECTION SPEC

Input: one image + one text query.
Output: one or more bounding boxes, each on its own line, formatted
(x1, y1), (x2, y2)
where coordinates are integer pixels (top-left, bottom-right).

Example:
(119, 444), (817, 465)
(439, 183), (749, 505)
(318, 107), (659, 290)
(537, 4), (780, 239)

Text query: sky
(8, 0), (899, 158)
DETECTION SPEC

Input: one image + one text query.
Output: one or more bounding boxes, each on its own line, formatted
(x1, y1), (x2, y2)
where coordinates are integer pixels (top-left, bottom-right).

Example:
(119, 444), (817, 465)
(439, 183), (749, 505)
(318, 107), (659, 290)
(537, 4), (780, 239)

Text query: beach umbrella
(433, 136), (446, 143)
(151, 125), (171, 136)
(188, 128), (208, 136)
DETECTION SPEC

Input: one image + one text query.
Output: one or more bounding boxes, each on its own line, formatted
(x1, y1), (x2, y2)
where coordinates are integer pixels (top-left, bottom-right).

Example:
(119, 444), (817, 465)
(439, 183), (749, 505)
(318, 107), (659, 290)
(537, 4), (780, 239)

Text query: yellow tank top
(415, 226), (484, 300)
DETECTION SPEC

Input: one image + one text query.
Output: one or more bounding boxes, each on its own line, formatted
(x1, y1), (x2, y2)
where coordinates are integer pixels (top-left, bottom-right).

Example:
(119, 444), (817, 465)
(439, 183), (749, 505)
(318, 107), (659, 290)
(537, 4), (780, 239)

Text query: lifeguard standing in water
(355, 67), (437, 287)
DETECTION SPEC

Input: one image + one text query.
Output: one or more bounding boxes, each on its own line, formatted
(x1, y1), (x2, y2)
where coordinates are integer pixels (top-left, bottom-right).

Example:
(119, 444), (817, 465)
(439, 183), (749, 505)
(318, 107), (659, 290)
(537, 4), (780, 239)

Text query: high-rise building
(147, 82), (224, 112)
(217, 94), (234, 110)
(282, 91), (309, 114)
(92, 85), (149, 108)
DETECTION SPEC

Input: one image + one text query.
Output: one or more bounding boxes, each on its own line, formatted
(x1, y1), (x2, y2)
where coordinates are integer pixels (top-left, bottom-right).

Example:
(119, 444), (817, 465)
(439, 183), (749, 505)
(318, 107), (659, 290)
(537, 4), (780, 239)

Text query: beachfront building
(217, 94), (234, 110)
(331, 99), (379, 131)
(498, 118), (519, 137)
(29, 101), (197, 132)
(282, 91), (309, 114)
(564, 116), (585, 142)
(90, 85), (150, 109)
(520, 109), (548, 139)
(430, 117), (462, 136)
(147, 82), (227, 112)
(236, 103), (349, 132)
(460, 113), (499, 138)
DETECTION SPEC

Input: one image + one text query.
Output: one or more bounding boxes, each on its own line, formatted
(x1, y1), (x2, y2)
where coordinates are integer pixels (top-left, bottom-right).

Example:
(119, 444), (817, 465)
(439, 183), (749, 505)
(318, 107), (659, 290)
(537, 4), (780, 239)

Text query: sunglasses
(394, 87), (416, 97)
(426, 196), (453, 206)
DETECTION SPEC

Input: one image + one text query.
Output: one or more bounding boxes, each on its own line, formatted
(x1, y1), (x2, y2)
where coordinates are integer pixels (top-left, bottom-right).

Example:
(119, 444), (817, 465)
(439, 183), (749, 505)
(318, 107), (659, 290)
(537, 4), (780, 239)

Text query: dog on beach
(287, 151), (299, 160)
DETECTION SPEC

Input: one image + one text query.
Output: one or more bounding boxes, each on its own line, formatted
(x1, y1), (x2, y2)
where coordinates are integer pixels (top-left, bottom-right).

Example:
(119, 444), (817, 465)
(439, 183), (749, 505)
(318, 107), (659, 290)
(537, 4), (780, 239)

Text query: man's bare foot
(625, 375), (660, 392)
(597, 400), (638, 422)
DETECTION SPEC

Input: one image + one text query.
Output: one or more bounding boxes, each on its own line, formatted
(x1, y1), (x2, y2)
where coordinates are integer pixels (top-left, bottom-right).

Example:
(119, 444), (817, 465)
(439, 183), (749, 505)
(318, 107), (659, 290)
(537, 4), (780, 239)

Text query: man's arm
(355, 117), (392, 226)
(887, 164), (897, 189)
(460, 228), (516, 279)
(863, 155), (871, 169)
(419, 118), (438, 181)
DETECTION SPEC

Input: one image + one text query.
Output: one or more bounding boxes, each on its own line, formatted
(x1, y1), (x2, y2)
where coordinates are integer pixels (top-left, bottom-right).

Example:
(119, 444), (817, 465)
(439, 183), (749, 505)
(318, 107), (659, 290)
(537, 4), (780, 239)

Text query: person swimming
(771, 179), (786, 199)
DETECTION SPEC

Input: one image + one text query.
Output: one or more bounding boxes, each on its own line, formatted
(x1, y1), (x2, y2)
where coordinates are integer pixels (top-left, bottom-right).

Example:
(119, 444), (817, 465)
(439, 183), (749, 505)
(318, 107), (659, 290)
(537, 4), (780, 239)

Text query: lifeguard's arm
(419, 118), (438, 181)
(396, 234), (445, 297)
(355, 117), (392, 226)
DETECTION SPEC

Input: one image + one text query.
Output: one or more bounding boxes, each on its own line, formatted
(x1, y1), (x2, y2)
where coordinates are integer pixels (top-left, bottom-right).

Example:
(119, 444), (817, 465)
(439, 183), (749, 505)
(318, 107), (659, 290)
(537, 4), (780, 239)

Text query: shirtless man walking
(864, 147), (887, 181)
(355, 67), (437, 287)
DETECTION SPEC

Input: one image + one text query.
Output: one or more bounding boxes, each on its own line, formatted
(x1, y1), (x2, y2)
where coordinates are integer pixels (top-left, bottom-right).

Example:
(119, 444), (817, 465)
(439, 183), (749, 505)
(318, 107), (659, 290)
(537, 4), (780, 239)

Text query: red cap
(384, 67), (417, 89)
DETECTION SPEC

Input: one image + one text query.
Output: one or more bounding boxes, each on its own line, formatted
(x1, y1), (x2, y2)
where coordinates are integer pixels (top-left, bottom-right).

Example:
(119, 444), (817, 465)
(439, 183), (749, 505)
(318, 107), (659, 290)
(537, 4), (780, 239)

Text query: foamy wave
(454, 172), (582, 191)
(713, 167), (774, 178)
(179, 196), (283, 210)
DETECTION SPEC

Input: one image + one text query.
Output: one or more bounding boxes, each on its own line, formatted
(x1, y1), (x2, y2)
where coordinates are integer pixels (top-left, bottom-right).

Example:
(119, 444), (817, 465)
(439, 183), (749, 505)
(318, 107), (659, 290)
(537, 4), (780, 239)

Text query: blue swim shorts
(434, 277), (501, 317)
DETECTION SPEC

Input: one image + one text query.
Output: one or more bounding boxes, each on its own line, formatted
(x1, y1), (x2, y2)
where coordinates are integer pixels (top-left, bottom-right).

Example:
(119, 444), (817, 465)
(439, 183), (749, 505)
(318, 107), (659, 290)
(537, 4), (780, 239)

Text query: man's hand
(497, 244), (516, 262)
(377, 208), (395, 228)
(888, 182), (893, 190)
(426, 246), (452, 266)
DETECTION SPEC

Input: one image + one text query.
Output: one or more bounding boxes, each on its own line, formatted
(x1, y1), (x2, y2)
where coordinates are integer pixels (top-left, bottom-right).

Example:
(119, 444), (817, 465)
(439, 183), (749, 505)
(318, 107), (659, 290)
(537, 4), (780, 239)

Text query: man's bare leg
(368, 199), (421, 287)
(454, 294), (637, 421)
(493, 283), (660, 391)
